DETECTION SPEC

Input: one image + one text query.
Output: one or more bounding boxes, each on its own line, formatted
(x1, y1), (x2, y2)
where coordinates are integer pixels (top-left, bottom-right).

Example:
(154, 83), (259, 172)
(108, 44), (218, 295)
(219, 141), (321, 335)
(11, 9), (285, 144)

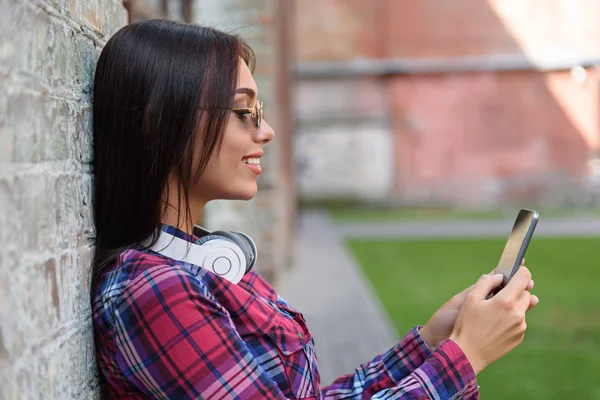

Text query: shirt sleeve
(322, 327), (480, 399)
(113, 265), (478, 399)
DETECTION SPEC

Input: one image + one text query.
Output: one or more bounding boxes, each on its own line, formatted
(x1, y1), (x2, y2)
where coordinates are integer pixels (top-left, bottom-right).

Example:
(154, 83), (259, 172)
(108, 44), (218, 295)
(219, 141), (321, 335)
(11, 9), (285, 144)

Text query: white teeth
(243, 157), (260, 165)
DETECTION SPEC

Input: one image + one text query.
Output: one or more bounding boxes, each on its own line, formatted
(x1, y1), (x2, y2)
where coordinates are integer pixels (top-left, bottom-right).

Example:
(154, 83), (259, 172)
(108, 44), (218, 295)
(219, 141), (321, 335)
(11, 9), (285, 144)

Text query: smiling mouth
(242, 157), (260, 166)
(242, 156), (262, 175)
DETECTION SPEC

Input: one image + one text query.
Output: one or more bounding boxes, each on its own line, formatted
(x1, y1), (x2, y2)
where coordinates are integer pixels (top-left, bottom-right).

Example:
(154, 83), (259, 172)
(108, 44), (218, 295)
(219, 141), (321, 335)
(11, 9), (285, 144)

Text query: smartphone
(492, 209), (539, 295)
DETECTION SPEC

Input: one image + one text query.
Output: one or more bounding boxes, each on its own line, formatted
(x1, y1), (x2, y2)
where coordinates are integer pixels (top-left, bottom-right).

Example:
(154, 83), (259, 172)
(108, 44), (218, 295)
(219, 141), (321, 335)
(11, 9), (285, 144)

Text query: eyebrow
(235, 87), (256, 99)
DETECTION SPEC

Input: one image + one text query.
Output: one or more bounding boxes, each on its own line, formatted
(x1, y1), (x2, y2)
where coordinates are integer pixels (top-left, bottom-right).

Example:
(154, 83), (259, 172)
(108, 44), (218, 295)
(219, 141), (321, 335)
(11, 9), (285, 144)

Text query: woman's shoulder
(92, 247), (285, 328)
(239, 270), (278, 302)
(93, 248), (214, 314)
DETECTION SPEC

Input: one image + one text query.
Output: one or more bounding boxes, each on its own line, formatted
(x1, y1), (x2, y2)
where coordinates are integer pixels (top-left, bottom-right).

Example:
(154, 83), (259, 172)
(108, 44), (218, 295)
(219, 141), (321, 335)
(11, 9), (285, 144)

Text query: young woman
(91, 19), (539, 399)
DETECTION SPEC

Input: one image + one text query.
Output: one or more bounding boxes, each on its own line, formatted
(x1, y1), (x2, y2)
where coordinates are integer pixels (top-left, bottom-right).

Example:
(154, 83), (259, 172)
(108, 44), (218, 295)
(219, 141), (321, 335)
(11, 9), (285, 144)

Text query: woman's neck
(161, 209), (197, 235)
(161, 186), (206, 235)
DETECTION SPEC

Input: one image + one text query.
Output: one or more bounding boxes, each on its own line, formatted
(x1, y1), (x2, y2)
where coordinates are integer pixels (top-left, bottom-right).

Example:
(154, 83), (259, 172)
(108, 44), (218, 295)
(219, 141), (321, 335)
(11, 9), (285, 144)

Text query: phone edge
(509, 210), (539, 279)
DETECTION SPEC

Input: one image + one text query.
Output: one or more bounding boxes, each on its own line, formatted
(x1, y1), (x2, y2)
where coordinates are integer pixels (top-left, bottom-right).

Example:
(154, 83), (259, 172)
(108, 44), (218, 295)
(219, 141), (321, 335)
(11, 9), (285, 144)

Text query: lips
(242, 150), (264, 159)
(243, 161), (262, 175)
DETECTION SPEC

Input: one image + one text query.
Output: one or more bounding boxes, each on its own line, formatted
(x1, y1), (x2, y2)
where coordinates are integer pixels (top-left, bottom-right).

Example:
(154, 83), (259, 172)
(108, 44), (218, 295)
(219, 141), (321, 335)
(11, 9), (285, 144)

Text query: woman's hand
(449, 267), (540, 374)
(419, 284), (474, 350)
(420, 260), (535, 351)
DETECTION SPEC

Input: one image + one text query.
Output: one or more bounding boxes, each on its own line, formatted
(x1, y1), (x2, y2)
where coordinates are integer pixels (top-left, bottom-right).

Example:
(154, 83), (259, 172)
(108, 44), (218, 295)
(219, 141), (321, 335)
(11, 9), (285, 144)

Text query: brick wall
(390, 69), (599, 208)
(0, 1), (126, 398)
(0, 1), (295, 397)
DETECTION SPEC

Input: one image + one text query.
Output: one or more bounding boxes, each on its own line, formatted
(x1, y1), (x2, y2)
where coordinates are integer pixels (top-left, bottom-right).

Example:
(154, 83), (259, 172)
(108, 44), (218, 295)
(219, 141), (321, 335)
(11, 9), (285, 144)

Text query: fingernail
(494, 273), (504, 279)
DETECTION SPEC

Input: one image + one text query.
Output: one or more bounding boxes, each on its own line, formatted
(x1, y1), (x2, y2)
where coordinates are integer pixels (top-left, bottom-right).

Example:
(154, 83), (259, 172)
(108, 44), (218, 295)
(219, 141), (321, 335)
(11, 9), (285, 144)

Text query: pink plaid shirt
(92, 224), (479, 399)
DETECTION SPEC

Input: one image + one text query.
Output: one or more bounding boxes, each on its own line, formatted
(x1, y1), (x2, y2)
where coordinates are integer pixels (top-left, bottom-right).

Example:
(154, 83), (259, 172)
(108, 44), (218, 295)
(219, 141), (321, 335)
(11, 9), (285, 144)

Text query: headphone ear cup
(234, 231), (257, 272)
(194, 234), (227, 246)
(211, 230), (256, 273)
(193, 233), (246, 281)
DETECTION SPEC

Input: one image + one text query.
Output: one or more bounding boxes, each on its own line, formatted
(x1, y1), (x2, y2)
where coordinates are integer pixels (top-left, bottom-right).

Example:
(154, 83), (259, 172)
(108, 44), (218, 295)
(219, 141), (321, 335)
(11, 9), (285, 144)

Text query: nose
(256, 119), (275, 144)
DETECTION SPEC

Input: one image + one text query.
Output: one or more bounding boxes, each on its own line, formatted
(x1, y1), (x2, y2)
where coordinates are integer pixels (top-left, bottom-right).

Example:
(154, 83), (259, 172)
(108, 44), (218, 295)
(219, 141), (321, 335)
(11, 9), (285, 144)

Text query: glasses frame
(200, 100), (263, 130)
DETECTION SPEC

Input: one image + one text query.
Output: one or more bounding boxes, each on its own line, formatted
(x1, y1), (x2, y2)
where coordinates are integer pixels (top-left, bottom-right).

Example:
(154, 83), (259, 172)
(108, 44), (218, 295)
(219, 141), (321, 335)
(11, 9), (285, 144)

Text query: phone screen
(495, 209), (539, 287)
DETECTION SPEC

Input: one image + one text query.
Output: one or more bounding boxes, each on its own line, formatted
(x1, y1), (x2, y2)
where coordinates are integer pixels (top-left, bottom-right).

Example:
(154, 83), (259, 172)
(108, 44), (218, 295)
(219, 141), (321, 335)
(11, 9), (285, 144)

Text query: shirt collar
(159, 224), (198, 243)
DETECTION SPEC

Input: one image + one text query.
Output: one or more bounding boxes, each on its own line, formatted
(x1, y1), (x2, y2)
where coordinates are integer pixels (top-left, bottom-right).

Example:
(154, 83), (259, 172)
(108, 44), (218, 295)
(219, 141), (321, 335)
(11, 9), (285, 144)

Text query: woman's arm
(321, 330), (479, 399)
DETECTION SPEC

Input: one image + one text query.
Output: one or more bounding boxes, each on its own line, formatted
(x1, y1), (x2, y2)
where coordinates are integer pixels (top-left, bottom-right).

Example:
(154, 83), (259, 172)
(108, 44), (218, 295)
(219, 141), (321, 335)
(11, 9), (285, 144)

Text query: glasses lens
(252, 101), (261, 129)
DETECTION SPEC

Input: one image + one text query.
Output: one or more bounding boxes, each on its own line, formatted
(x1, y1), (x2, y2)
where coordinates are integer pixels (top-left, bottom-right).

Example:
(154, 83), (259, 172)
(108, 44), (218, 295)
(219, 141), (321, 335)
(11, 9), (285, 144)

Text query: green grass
(327, 206), (600, 222)
(347, 237), (600, 400)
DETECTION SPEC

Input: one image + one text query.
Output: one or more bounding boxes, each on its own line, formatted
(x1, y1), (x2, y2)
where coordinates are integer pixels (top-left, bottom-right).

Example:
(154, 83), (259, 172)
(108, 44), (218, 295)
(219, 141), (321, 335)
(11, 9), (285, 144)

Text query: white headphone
(147, 226), (257, 284)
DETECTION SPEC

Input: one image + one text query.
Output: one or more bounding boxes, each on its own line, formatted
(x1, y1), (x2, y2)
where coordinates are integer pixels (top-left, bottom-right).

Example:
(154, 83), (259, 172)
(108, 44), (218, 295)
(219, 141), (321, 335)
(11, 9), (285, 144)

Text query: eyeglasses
(231, 100), (263, 130)
(200, 100), (264, 130)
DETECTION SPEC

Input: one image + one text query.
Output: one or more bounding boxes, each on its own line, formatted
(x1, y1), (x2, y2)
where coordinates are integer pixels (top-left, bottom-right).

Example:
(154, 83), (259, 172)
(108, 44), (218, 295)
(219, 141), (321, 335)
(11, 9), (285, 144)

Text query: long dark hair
(91, 19), (255, 290)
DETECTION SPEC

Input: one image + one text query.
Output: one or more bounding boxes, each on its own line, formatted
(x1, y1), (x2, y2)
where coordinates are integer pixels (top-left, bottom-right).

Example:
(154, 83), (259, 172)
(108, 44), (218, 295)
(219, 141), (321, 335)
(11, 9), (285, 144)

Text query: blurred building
(294, 0), (600, 209)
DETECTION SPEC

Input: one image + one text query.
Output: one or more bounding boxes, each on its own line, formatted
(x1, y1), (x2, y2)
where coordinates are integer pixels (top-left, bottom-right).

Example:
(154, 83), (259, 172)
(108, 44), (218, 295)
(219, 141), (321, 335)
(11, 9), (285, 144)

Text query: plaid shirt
(92, 224), (479, 399)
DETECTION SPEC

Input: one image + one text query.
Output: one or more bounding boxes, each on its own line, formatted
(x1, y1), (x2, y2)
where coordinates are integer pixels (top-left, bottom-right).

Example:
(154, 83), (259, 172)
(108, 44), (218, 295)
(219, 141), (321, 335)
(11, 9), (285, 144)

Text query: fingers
(528, 294), (539, 311)
(494, 269), (533, 290)
(516, 284), (539, 315)
(515, 289), (532, 313)
(497, 267), (532, 302)
(520, 258), (525, 266)
(526, 279), (534, 291)
(470, 273), (505, 301)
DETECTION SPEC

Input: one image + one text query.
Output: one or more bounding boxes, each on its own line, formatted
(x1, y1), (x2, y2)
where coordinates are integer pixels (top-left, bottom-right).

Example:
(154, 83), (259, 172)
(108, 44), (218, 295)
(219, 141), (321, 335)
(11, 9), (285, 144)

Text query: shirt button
(297, 332), (304, 339)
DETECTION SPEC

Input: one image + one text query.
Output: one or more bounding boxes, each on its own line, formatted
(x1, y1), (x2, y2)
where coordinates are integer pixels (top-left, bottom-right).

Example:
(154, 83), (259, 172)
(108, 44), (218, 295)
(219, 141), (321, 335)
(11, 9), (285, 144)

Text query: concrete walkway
(335, 216), (600, 239)
(276, 211), (399, 385)
(276, 211), (600, 385)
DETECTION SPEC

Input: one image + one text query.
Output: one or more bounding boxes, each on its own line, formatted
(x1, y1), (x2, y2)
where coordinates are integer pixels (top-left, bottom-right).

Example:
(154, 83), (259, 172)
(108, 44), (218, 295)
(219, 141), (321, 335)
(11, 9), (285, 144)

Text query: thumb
(449, 284), (475, 307)
(469, 273), (504, 302)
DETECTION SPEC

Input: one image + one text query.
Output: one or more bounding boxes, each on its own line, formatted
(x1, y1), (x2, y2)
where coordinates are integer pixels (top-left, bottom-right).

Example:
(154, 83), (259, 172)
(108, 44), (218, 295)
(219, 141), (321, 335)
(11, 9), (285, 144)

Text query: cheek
(220, 143), (243, 171)
(219, 128), (246, 168)
(198, 142), (239, 181)
(193, 122), (257, 197)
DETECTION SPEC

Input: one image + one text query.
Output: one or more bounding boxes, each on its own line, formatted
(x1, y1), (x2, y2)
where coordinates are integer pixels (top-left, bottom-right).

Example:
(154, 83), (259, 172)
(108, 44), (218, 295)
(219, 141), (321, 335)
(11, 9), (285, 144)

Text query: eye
(233, 110), (251, 122)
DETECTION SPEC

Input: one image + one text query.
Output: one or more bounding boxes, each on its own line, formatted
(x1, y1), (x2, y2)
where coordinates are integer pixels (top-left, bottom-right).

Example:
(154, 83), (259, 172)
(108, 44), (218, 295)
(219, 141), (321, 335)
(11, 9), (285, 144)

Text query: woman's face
(194, 58), (275, 203)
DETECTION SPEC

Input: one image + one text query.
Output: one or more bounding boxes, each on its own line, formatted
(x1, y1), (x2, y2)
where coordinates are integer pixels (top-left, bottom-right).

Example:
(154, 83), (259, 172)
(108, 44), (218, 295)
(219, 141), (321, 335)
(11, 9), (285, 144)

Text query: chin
(228, 183), (258, 201)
